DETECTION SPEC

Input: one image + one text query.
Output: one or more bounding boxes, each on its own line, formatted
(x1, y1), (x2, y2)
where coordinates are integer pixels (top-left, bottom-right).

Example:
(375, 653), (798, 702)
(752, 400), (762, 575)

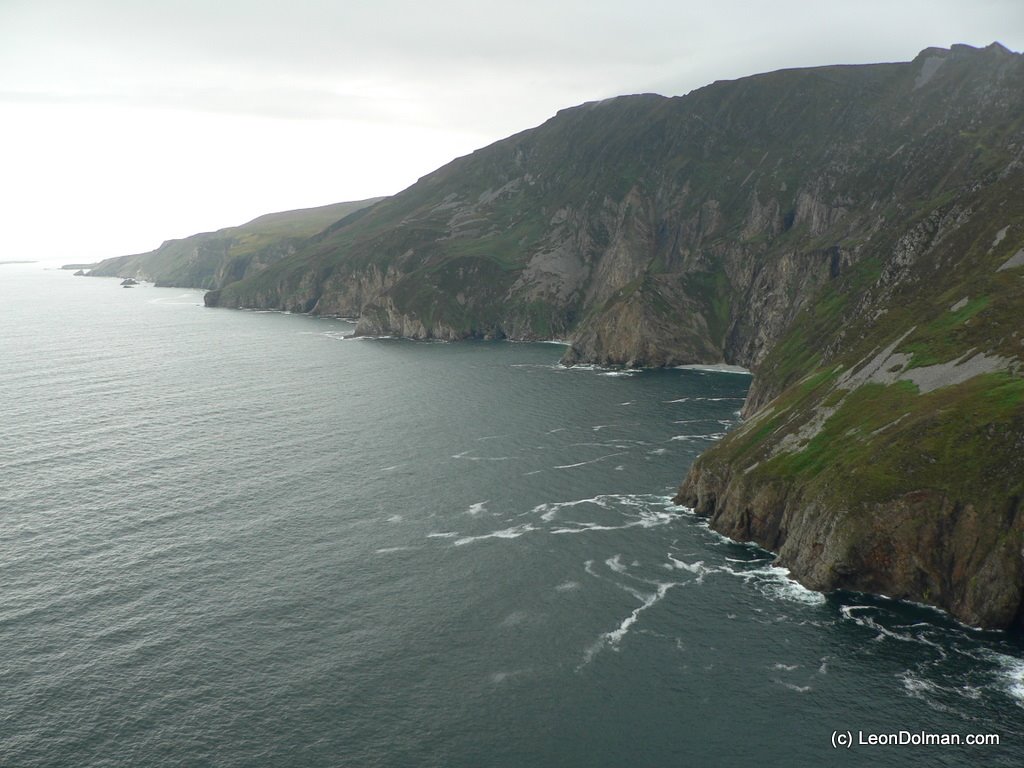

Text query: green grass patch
(751, 373), (1024, 506)
(899, 295), (991, 368)
(684, 270), (732, 348)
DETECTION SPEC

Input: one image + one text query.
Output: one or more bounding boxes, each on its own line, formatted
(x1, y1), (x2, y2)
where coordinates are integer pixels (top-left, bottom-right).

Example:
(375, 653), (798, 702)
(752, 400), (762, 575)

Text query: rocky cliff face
(677, 146), (1024, 627)
(209, 45), (1021, 376)
(205, 43), (1024, 627)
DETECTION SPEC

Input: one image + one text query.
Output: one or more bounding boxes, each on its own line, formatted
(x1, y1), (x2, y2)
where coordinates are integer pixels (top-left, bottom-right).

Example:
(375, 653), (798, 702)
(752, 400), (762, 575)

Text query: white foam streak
(553, 451), (626, 469)
(582, 582), (677, 665)
(605, 554), (627, 573)
(839, 605), (932, 643)
(451, 450), (518, 461)
(985, 652), (1024, 703)
(552, 505), (682, 535)
(453, 523), (537, 546)
(665, 396), (745, 403)
(465, 501), (488, 516)
(436, 494), (683, 547)
(534, 496), (608, 522)
(674, 364), (752, 375)
(717, 563), (826, 605)
(551, 522), (635, 534)
(777, 681), (812, 693)
(670, 432), (728, 442)
(666, 555), (711, 583)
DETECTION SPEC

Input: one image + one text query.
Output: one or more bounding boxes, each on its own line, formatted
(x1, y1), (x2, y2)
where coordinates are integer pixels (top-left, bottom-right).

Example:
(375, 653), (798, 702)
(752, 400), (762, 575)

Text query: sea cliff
(201, 43), (1024, 626)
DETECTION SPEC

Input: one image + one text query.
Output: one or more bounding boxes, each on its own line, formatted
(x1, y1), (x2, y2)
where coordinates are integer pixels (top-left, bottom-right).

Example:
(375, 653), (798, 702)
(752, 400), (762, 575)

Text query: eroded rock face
(679, 468), (1024, 628)
(675, 150), (1024, 627)
(211, 45), (1023, 375)
(204, 44), (1024, 626)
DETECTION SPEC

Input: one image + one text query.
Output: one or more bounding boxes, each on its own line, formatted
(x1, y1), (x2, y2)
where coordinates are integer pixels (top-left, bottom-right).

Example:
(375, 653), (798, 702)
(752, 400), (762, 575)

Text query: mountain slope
(88, 199), (383, 289)
(202, 43), (1024, 627)
(209, 45), (1021, 372)
(677, 157), (1024, 628)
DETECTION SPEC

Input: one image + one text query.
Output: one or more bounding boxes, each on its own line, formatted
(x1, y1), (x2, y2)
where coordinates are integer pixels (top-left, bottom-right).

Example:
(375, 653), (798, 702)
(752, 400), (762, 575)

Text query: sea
(2, 263), (1023, 767)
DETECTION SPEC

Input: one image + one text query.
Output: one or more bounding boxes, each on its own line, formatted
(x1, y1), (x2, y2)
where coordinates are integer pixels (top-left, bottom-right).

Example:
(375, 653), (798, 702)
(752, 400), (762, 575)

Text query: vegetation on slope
(678, 156), (1024, 627)
(89, 199), (383, 289)
(211, 44), (1024, 379)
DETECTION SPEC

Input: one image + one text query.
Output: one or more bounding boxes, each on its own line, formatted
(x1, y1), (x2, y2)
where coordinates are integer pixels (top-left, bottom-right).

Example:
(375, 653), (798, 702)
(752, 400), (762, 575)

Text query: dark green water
(2, 265), (1023, 766)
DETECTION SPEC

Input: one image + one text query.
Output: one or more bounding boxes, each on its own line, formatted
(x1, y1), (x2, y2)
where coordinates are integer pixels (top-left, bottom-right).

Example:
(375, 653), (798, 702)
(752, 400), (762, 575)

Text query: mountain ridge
(87, 198), (383, 289)
(126, 43), (1024, 626)
(207, 44), (1020, 367)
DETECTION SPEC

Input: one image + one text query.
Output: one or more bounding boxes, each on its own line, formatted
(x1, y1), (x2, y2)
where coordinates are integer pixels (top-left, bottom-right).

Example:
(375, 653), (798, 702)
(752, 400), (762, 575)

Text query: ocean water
(2, 264), (1023, 767)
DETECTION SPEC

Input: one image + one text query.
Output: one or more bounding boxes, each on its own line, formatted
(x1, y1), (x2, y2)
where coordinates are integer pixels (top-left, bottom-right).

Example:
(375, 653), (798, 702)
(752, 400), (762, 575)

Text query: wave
(435, 494), (682, 548)
(723, 563), (826, 606)
(775, 681), (812, 693)
(535, 494), (634, 522)
(451, 450), (518, 461)
(453, 523), (537, 546)
(552, 451), (626, 470)
(582, 581), (677, 666)
(670, 432), (728, 442)
(665, 555), (712, 584)
(664, 396), (746, 403)
(838, 604), (947, 645)
(674, 363), (752, 375)
(605, 554), (628, 573)
(984, 651), (1024, 704)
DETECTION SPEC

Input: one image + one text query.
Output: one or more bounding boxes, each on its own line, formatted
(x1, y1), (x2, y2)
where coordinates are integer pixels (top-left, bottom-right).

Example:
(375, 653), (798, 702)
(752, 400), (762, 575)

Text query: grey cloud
(2, 0), (1022, 133)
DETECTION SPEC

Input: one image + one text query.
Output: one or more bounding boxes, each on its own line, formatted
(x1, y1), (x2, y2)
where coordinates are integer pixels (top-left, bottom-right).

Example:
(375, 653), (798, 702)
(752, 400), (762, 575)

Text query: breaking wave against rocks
(2, 267), (1023, 767)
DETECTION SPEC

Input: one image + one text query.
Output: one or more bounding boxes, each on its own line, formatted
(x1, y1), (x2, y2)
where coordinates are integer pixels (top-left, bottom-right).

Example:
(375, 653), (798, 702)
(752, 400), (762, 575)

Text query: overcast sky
(2, 0), (1022, 264)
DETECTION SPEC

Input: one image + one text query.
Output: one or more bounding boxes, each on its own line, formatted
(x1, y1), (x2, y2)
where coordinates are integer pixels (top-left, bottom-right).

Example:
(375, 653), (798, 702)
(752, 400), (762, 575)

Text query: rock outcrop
(677, 152), (1024, 627)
